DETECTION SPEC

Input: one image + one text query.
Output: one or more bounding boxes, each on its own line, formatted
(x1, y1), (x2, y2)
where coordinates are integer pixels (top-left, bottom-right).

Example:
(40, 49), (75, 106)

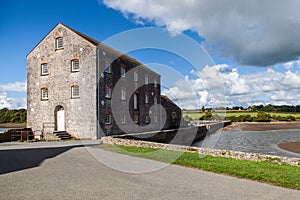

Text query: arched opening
(54, 105), (65, 131)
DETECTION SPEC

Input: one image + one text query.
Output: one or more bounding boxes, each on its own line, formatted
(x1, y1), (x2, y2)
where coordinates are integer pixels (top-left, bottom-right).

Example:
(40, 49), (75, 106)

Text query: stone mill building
(27, 23), (181, 139)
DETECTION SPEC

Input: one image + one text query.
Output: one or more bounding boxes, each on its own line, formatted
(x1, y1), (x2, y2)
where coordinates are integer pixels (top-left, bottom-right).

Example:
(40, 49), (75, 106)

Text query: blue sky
(1, 0), (300, 109)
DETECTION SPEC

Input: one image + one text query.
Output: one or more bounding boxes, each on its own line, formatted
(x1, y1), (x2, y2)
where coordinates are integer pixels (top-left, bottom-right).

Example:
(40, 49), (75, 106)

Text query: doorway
(55, 106), (65, 131)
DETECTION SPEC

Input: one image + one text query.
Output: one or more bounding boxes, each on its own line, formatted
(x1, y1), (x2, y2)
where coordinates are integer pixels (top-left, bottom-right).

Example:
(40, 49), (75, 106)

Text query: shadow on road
(0, 145), (86, 175)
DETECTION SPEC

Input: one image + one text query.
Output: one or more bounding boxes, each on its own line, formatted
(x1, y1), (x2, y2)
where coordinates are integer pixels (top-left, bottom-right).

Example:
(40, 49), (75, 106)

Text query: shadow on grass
(0, 144), (87, 175)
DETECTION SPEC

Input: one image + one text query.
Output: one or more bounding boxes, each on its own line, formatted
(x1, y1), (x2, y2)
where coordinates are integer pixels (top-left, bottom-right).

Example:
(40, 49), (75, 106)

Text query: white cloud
(103, 0), (300, 66)
(0, 81), (26, 92)
(0, 81), (27, 109)
(161, 64), (300, 109)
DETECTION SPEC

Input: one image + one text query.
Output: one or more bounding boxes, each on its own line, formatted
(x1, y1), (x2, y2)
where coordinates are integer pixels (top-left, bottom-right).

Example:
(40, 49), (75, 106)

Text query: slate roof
(161, 95), (181, 110)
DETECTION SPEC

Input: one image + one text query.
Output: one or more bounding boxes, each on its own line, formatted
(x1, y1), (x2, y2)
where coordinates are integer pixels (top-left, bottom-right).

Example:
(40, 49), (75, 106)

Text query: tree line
(193, 104), (300, 113)
(0, 108), (27, 124)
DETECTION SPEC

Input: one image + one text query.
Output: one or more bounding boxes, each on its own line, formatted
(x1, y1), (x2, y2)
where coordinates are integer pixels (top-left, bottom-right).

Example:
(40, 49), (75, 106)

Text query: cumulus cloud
(161, 64), (300, 109)
(0, 81), (27, 109)
(102, 0), (300, 66)
(0, 81), (26, 92)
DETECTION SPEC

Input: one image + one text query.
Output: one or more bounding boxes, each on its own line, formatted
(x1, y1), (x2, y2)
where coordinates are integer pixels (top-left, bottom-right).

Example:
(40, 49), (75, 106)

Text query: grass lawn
(183, 111), (300, 120)
(103, 145), (300, 190)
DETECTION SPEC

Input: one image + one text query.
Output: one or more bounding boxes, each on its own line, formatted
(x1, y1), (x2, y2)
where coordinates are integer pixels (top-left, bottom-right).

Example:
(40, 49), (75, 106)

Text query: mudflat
(224, 121), (300, 131)
(278, 142), (300, 154)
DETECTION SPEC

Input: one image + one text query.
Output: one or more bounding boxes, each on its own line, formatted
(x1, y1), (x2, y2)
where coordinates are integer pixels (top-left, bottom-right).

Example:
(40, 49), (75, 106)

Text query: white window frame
(120, 67), (126, 77)
(154, 114), (158, 123)
(121, 88), (126, 100)
(56, 37), (63, 49)
(134, 71), (138, 82)
(145, 113), (150, 124)
(105, 114), (112, 124)
(41, 88), (48, 100)
(134, 93), (138, 110)
(134, 113), (139, 124)
(105, 85), (111, 98)
(71, 85), (80, 98)
(71, 59), (79, 72)
(121, 113), (126, 124)
(145, 94), (149, 104)
(154, 79), (157, 88)
(41, 63), (48, 75)
(145, 75), (149, 85)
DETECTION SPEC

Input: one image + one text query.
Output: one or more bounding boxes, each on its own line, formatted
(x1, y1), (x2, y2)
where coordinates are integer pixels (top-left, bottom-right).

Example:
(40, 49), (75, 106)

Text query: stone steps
(53, 131), (72, 140)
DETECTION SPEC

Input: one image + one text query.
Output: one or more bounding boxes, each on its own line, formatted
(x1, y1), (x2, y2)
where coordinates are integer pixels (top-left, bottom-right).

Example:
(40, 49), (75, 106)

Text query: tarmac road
(0, 141), (299, 200)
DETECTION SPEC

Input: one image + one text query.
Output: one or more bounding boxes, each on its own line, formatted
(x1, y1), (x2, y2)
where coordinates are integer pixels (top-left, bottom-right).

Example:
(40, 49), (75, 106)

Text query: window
(121, 88), (126, 100)
(105, 62), (111, 73)
(134, 113), (139, 124)
(145, 75), (148, 85)
(105, 85), (111, 98)
(105, 114), (112, 124)
(154, 96), (158, 104)
(41, 63), (48, 75)
(134, 93), (138, 110)
(41, 88), (48, 100)
(71, 85), (80, 98)
(71, 59), (79, 72)
(134, 71), (138, 82)
(145, 113), (150, 124)
(145, 93), (149, 104)
(154, 114), (158, 123)
(56, 37), (63, 49)
(120, 67), (126, 77)
(172, 112), (177, 121)
(121, 113), (126, 124)
(154, 79), (157, 88)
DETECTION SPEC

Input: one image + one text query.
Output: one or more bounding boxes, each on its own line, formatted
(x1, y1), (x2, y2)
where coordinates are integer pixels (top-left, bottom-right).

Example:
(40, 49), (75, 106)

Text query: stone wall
(27, 23), (97, 139)
(97, 45), (161, 136)
(101, 137), (300, 167)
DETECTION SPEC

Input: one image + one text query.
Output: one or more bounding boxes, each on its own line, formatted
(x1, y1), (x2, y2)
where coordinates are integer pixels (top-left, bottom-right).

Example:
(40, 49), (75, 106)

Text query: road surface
(0, 141), (299, 200)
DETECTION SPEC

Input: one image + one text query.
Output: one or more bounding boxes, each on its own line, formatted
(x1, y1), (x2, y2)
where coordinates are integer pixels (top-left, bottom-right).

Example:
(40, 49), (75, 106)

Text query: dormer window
(71, 59), (79, 72)
(105, 62), (111, 73)
(145, 75), (149, 85)
(134, 71), (138, 82)
(41, 63), (48, 75)
(56, 37), (63, 49)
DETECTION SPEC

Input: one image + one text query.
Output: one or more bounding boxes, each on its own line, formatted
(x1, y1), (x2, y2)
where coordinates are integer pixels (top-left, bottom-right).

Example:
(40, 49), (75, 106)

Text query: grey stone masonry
(27, 23), (97, 139)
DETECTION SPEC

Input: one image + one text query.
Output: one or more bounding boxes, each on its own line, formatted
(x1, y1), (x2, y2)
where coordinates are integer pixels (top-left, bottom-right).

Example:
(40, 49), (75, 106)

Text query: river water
(194, 129), (300, 158)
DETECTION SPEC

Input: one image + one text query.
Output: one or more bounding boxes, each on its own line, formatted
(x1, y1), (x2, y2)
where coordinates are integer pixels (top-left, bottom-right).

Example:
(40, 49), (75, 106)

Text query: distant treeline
(0, 108), (26, 124)
(196, 111), (296, 122)
(225, 112), (296, 122)
(185, 105), (300, 113)
(248, 105), (300, 113)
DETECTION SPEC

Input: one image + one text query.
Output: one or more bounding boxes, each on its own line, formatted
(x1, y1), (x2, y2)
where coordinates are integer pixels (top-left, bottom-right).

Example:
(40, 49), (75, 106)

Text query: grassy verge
(103, 144), (300, 190)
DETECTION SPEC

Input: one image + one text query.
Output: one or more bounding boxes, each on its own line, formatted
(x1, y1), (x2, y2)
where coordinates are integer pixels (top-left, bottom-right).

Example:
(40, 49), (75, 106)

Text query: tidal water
(194, 129), (300, 158)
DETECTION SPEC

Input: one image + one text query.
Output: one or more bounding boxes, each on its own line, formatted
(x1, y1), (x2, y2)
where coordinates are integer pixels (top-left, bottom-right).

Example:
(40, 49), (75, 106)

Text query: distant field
(183, 111), (300, 120)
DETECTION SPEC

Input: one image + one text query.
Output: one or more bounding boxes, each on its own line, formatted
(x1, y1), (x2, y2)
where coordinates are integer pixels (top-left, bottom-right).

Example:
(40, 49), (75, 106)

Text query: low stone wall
(114, 126), (207, 145)
(113, 121), (231, 145)
(101, 137), (300, 167)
